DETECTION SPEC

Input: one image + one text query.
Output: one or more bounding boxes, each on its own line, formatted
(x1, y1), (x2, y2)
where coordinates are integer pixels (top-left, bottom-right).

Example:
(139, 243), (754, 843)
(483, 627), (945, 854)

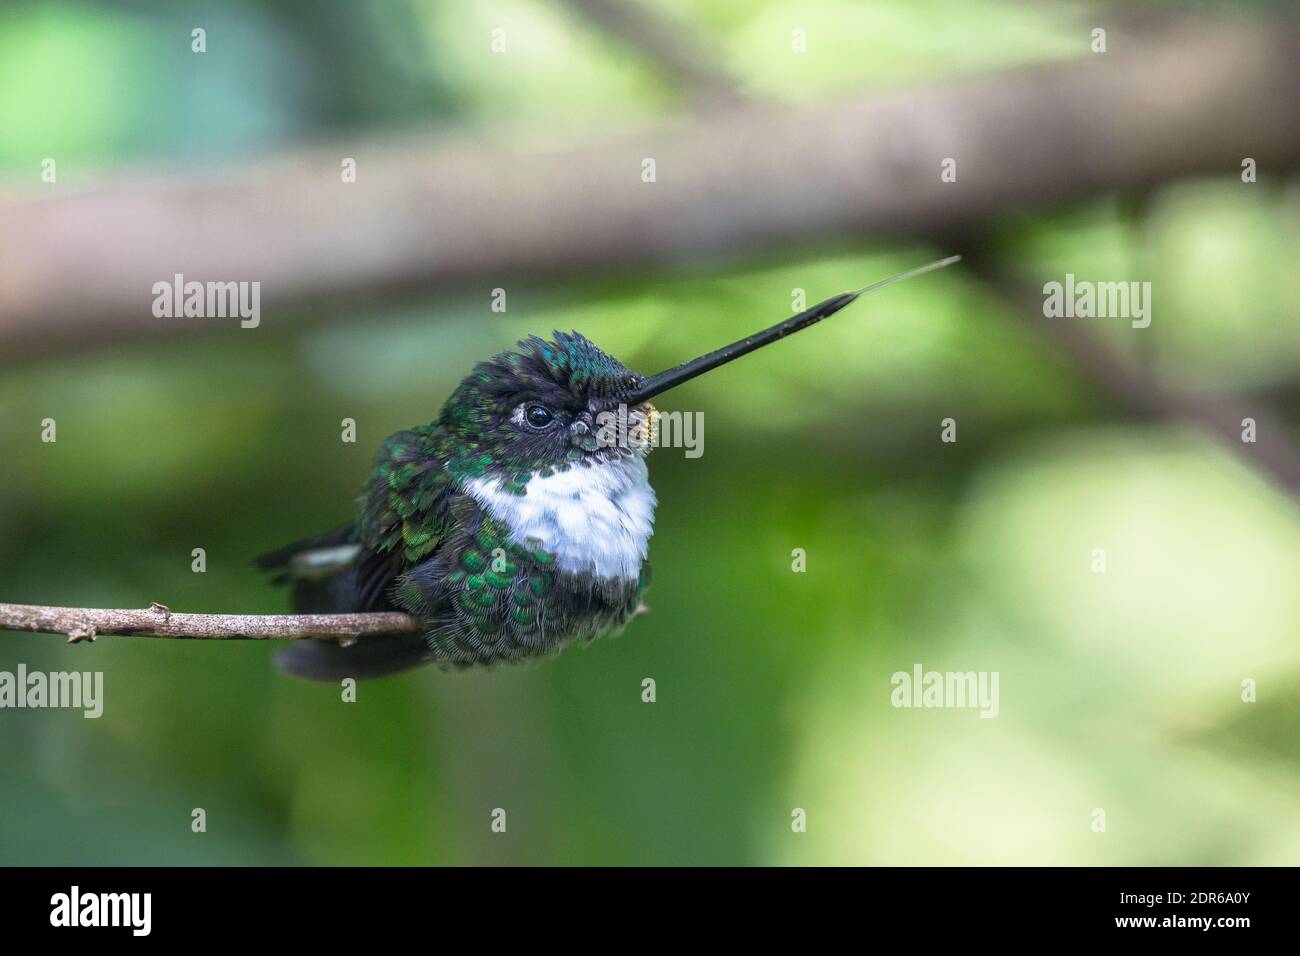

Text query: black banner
(0, 866), (1285, 942)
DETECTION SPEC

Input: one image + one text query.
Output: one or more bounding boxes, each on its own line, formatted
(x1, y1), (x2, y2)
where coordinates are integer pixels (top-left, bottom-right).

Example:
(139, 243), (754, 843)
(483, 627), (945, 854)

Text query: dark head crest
(514, 331), (640, 404)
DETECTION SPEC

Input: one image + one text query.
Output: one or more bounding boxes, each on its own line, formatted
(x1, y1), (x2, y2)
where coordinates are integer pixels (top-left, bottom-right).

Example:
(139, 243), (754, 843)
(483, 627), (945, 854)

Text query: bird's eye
(524, 404), (554, 430)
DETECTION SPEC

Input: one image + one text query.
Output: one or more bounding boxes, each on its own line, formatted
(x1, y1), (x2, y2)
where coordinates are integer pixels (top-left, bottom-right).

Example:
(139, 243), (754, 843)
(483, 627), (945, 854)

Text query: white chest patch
(462, 456), (656, 581)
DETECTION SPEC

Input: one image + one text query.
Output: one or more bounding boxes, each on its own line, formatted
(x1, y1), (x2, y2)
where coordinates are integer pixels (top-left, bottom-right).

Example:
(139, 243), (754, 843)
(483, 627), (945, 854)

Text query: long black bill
(625, 255), (962, 405)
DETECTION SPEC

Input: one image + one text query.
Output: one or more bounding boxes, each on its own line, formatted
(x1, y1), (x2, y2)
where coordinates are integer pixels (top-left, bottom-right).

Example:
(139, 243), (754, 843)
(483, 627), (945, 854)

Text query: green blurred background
(1, 0), (1297, 865)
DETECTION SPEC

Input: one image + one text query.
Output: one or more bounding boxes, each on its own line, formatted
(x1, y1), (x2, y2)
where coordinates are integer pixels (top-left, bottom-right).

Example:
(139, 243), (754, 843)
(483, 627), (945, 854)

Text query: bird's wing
(353, 423), (457, 611)
(272, 424), (462, 680)
(256, 423), (455, 613)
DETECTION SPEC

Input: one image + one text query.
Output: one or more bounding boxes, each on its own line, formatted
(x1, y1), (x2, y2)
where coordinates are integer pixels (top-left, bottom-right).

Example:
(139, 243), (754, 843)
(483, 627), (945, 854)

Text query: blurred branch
(2, 19), (1297, 358)
(556, 0), (749, 107)
(963, 250), (1300, 499)
(0, 602), (420, 643)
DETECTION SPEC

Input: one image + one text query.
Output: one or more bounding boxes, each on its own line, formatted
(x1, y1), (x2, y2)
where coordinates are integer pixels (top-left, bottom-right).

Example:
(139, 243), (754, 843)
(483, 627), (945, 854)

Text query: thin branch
(0, 602), (421, 643)
(2, 18), (1297, 358)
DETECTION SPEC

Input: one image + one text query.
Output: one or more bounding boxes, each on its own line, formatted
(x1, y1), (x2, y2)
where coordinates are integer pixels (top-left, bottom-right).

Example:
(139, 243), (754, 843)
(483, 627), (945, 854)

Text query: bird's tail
(257, 525), (431, 681)
(275, 631), (433, 681)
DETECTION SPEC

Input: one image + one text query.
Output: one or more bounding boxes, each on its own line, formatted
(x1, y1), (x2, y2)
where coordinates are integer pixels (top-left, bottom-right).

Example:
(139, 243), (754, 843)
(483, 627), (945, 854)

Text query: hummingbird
(260, 256), (960, 679)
